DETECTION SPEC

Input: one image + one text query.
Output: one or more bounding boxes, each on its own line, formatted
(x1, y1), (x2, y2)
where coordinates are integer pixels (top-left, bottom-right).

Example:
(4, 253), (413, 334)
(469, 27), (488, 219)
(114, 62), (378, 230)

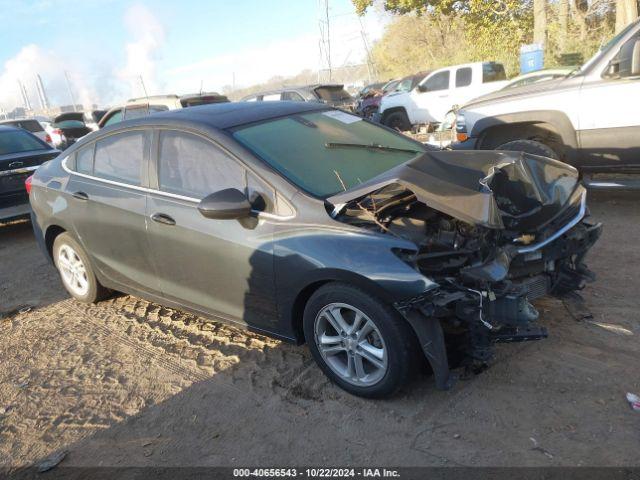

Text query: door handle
(71, 191), (89, 200)
(151, 213), (176, 226)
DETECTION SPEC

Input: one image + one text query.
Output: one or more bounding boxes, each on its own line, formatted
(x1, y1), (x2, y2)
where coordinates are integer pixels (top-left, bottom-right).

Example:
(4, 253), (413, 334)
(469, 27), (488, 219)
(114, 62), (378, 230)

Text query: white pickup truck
(452, 19), (640, 174)
(375, 61), (509, 130)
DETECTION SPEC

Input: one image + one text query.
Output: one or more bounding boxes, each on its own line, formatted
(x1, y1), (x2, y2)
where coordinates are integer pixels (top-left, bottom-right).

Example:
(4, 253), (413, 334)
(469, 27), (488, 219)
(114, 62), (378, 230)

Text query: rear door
(64, 129), (159, 293)
(145, 129), (278, 329)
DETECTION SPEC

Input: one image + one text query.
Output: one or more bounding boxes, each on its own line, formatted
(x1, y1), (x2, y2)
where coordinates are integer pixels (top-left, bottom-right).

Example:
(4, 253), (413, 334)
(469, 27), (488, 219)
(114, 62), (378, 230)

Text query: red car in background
(355, 72), (430, 120)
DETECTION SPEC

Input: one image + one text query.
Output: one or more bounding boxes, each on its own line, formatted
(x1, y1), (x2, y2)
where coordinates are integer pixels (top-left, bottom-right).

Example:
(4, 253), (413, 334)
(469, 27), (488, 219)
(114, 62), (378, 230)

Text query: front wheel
(303, 283), (419, 398)
(382, 111), (411, 131)
(53, 233), (109, 303)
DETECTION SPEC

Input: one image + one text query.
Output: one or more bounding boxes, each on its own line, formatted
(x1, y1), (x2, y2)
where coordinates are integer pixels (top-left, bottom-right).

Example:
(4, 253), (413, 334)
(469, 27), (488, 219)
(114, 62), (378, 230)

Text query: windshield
(232, 110), (427, 198)
(0, 130), (48, 155)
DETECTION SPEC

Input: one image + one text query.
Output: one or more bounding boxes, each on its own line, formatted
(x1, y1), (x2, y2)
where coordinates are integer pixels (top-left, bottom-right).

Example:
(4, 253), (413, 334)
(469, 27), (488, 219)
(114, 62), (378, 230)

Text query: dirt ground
(0, 190), (639, 469)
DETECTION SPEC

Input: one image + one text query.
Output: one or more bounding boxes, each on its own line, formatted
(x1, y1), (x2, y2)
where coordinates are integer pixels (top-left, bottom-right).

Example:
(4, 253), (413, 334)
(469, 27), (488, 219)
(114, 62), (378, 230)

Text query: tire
(382, 110), (411, 131)
(303, 282), (420, 398)
(363, 106), (378, 120)
(496, 139), (559, 159)
(53, 232), (109, 303)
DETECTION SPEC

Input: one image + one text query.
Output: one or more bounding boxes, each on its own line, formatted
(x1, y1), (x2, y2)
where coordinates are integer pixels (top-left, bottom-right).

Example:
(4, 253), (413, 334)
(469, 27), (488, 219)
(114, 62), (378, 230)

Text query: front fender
(273, 227), (437, 339)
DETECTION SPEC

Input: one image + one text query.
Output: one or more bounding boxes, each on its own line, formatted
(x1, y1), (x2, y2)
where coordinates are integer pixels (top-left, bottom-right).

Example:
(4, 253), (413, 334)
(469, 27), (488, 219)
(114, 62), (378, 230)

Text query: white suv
(376, 62), (508, 130)
(452, 19), (640, 173)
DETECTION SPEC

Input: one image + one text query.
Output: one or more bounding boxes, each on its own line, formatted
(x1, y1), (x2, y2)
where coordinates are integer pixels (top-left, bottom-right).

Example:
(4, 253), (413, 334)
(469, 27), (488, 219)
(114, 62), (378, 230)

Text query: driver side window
(609, 32), (640, 78)
(422, 71), (450, 92)
(158, 130), (245, 200)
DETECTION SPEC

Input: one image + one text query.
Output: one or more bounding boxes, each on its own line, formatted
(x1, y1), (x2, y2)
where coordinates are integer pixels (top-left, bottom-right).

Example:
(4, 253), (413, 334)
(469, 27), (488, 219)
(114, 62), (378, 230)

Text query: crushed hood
(327, 150), (580, 231)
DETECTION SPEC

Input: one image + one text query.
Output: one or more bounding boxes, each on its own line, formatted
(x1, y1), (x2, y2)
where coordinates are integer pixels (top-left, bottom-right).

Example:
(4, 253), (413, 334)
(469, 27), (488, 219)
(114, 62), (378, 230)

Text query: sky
(0, 0), (388, 110)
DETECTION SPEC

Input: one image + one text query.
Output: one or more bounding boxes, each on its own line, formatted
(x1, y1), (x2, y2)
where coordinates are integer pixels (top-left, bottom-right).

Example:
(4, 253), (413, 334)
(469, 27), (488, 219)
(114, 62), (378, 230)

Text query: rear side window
(282, 91), (305, 101)
(455, 67), (472, 87)
(262, 93), (281, 101)
(158, 130), (245, 199)
(76, 145), (94, 174)
(483, 63), (506, 83)
(94, 131), (146, 186)
(422, 71), (450, 92)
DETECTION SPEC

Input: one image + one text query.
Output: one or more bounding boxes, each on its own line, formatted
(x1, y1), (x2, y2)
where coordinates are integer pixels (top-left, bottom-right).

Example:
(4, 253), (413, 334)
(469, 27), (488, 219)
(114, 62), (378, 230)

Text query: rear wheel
(496, 139), (559, 159)
(383, 110), (411, 131)
(53, 233), (109, 303)
(303, 283), (419, 398)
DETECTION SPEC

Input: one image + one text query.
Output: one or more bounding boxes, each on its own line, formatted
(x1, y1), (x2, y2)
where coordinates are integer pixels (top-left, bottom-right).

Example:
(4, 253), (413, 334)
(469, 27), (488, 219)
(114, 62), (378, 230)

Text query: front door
(145, 129), (278, 331)
(412, 69), (452, 123)
(578, 30), (640, 169)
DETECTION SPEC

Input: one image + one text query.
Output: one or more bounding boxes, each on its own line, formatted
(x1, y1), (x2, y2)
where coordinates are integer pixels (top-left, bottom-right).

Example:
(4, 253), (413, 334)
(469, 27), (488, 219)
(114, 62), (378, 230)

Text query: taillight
(45, 133), (52, 143)
(25, 175), (33, 194)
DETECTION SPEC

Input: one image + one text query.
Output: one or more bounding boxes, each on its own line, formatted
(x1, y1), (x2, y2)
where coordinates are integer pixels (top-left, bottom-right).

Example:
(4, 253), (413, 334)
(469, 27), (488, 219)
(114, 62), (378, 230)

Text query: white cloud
(165, 10), (389, 93)
(116, 3), (166, 98)
(0, 44), (98, 111)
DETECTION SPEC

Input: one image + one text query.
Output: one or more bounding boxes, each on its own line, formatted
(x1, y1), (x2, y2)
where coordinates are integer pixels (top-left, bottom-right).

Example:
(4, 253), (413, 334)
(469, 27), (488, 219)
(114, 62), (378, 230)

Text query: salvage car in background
(0, 119), (52, 145)
(0, 125), (59, 221)
(29, 102), (600, 398)
(356, 72), (429, 119)
(377, 62), (509, 130)
(51, 112), (93, 147)
(98, 92), (230, 128)
(241, 84), (356, 111)
(452, 18), (640, 172)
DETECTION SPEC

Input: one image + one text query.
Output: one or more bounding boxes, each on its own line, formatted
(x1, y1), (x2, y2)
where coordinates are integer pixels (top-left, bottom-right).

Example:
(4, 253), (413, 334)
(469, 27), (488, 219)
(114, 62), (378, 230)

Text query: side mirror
(632, 39), (640, 76)
(198, 188), (252, 220)
(417, 84), (428, 93)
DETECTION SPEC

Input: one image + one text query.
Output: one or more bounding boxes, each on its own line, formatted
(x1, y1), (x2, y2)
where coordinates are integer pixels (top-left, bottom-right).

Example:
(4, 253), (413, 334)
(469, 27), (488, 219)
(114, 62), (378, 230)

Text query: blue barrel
(520, 43), (544, 74)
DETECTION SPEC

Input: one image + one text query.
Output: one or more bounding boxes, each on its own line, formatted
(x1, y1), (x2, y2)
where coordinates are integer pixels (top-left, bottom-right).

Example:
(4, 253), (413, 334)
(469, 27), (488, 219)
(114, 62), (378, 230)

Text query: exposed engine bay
(332, 179), (602, 386)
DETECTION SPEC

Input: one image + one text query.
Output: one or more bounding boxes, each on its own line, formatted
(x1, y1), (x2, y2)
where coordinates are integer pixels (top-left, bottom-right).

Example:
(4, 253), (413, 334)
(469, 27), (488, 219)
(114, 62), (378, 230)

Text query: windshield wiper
(325, 142), (421, 154)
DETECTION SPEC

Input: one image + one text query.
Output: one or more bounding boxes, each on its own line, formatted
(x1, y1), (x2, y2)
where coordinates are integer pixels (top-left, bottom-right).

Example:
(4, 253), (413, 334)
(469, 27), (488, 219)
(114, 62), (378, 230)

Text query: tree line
(354, 0), (639, 78)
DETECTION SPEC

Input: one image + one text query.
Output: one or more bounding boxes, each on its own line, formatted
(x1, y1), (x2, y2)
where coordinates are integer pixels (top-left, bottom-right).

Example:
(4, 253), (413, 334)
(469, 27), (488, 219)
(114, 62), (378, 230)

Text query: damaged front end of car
(328, 150), (602, 389)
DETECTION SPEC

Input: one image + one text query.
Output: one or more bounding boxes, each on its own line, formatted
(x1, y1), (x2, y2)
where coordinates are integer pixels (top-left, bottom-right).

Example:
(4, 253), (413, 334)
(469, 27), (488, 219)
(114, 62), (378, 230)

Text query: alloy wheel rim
(314, 303), (388, 387)
(57, 244), (89, 297)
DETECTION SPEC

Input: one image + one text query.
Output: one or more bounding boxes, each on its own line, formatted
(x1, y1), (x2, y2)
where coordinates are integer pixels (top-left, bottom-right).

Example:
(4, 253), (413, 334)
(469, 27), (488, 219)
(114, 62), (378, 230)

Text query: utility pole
(64, 71), (77, 111)
(139, 75), (149, 99)
(318, 0), (332, 82)
(35, 74), (50, 110)
(358, 16), (377, 83)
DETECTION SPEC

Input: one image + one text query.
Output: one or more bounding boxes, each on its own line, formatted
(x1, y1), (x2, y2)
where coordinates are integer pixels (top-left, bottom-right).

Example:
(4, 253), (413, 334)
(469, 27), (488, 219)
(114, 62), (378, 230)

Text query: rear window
(0, 130), (48, 155)
(483, 63), (507, 83)
(314, 86), (352, 102)
(53, 119), (86, 128)
(18, 120), (44, 133)
(180, 95), (229, 107)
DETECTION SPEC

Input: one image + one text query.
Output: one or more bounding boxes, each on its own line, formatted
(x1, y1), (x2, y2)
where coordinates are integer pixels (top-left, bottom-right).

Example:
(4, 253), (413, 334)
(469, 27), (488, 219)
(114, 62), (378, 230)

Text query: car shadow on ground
(0, 219), (68, 317)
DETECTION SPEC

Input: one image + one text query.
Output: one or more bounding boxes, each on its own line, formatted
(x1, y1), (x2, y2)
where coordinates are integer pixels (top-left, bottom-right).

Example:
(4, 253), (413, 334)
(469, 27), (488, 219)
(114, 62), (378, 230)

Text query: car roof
(129, 101), (329, 130)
